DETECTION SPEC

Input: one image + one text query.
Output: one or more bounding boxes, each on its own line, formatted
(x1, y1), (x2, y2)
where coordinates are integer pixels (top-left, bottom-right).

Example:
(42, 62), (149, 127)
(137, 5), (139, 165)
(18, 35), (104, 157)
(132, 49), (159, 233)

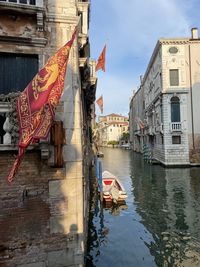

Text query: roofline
(142, 37), (200, 85)
(142, 40), (161, 85)
(107, 113), (128, 117)
(130, 86), (142, 107)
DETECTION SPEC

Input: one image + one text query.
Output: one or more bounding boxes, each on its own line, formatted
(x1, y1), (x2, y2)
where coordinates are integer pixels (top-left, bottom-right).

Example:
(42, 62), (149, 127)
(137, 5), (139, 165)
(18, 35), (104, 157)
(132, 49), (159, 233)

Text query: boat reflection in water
(104, 201), (128, 216)
(86, 191), (128, 267)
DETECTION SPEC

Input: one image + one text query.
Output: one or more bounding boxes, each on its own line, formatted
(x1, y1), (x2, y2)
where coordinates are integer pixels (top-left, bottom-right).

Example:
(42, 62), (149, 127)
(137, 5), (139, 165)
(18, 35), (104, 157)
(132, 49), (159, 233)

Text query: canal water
(86, 148), (200, 267)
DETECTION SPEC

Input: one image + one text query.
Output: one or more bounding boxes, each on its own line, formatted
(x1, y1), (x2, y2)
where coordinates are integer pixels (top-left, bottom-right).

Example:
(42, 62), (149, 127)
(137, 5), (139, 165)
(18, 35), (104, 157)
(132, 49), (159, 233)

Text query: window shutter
(169, 69), (179, 86)
(0, 53), (38, 94)
(51, 121), (65, 167)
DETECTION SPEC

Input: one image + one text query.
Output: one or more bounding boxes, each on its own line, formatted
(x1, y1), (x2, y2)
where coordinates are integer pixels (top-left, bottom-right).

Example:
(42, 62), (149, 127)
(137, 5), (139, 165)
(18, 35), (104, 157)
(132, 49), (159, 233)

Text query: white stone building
(98, 113), (128, 145)
(129, 28), (200, 166)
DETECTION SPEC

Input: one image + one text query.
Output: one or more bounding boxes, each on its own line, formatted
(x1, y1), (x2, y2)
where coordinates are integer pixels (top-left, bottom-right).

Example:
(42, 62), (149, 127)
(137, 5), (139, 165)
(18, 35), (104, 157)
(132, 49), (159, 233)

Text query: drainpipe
(188, 44), (195, 149)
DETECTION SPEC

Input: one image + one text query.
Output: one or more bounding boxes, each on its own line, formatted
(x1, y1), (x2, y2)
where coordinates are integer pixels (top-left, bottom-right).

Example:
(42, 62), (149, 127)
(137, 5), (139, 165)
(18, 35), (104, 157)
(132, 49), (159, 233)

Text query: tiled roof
(108, 122), (129, 126)
(107, 113), (127, 117)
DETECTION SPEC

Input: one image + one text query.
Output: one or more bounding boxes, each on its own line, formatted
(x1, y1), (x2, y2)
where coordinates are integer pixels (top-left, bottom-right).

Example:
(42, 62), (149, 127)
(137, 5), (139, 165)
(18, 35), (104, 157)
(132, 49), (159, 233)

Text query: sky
(89, 0), (200, 116)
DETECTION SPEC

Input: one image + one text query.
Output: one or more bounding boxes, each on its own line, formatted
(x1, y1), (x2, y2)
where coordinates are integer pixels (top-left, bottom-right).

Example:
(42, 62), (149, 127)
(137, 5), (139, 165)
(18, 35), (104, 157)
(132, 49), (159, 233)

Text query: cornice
(142, 37), (200, 86)
(77, 1), (90, 10)
(0, 35), (47, 47)
(46, 14), (79, 24)
(159, 39), (189, 45)
(160, 38), (200, 45)
(163, 88), (189, 94)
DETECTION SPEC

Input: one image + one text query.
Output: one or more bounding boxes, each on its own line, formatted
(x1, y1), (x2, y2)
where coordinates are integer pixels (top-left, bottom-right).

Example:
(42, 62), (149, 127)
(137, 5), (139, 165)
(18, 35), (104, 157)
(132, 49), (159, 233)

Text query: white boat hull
(102, 171), (127, 203)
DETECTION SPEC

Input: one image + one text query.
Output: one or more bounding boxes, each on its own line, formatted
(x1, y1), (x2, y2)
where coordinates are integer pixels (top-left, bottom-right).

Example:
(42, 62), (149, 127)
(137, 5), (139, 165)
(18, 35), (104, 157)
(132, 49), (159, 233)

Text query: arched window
(171, 96), (180, 122)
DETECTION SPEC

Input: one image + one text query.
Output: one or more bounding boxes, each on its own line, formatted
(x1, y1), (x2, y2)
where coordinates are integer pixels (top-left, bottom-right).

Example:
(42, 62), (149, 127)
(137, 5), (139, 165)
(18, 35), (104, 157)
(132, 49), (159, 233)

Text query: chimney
(191, 27), (198, 39)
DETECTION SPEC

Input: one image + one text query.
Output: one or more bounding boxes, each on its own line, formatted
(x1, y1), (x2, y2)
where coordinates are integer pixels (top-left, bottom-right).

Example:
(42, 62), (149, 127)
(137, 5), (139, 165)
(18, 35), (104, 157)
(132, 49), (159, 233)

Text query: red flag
(135, 117), (144, 129)
(7, 28), (77, 184)
(96, 95), (103, 114)
(95, 45), (106, 72)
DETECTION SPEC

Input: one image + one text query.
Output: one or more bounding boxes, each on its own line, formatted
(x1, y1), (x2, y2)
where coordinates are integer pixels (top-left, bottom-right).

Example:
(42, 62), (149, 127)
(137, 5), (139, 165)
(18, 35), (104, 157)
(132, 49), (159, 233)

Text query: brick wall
(0, 150), (81, 267)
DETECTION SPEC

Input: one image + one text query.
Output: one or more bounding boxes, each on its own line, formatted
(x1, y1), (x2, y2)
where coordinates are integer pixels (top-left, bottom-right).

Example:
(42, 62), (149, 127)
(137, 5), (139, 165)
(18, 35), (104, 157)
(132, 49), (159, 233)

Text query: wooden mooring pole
(95, 156), (103, 202)
(99, 161), (103, 202)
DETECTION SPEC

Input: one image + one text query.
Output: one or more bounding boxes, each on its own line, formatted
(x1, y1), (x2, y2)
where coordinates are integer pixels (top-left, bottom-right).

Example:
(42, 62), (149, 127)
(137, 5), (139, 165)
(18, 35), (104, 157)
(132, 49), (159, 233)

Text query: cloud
(90, 0), (197, 69)
(91, 0), (200, 115)
(95, 73), (137, 116)
(91, 0), (190, 59)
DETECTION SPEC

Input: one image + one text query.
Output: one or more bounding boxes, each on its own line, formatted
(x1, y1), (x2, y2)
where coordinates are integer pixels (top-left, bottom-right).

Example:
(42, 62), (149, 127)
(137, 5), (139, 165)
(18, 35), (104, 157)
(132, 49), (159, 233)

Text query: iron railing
(0, 0), (43, 7)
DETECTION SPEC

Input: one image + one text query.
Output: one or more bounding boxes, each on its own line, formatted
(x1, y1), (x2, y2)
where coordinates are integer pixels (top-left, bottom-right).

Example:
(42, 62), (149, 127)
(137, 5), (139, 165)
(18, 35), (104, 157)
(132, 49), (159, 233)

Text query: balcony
(89, 59), (97, 84)
(0, 0), (43, 7)
(170, 122), (182, 132)
(0, 0), (44, 32)
(77, 1), (89, 47)
(0, 93), (19, 148)
(79, 58), (97, 88)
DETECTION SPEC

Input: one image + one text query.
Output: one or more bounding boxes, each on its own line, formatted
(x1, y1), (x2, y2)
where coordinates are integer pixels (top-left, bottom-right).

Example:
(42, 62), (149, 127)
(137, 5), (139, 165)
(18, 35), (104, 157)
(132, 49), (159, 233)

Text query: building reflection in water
(86, 148), (200, 267)
(86, 190), (127, 266)
(130, 152), (200, 266)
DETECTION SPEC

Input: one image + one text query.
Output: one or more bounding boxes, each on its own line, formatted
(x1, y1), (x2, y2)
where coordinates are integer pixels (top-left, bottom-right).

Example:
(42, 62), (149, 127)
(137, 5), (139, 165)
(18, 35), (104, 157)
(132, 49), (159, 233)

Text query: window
(170, 69), (179, 86)
(169, 47), (178, 54)
(160, 103), (163, 123)
(172, 136), (181, 144)
(160, 72), (162, 88)
(171, 96), (180, 122)
(161, 135), (164, 145)
(0, 53), (38, 94)
(149, 81), (154, 91)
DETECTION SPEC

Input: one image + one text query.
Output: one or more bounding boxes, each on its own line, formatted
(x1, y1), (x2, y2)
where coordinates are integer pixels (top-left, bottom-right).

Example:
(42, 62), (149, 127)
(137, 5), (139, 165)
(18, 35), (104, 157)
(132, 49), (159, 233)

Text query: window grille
(172, 136), (181, 144)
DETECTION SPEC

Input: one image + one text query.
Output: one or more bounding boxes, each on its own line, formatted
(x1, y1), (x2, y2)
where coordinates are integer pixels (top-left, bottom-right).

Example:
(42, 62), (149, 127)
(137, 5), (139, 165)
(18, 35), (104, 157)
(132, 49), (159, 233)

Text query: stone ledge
(0, 35), (47, 47)
(17, 262), (46, 267)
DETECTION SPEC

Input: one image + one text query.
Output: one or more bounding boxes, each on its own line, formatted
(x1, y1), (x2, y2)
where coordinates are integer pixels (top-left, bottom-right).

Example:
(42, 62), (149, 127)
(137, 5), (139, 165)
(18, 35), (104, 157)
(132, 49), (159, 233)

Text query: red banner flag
(135, 117), (145, 129)
(96, 95), (103, 114)
(7, 28), (77, 184)
(95, 45), (106, 72)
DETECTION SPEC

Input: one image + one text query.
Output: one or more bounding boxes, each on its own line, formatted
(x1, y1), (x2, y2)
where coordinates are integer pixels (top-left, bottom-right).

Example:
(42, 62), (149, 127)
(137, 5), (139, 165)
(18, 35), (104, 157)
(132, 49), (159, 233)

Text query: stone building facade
(0, 0), (97, 266)
(129, 85), (145, 153)
(129, 28), (200, 166)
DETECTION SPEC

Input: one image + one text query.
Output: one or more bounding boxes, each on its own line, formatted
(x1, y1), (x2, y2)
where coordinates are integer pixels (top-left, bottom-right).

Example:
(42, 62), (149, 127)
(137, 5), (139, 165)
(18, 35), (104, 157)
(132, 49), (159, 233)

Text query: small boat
(102, 171), (127, 203)
(121, 143), (131, 150)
